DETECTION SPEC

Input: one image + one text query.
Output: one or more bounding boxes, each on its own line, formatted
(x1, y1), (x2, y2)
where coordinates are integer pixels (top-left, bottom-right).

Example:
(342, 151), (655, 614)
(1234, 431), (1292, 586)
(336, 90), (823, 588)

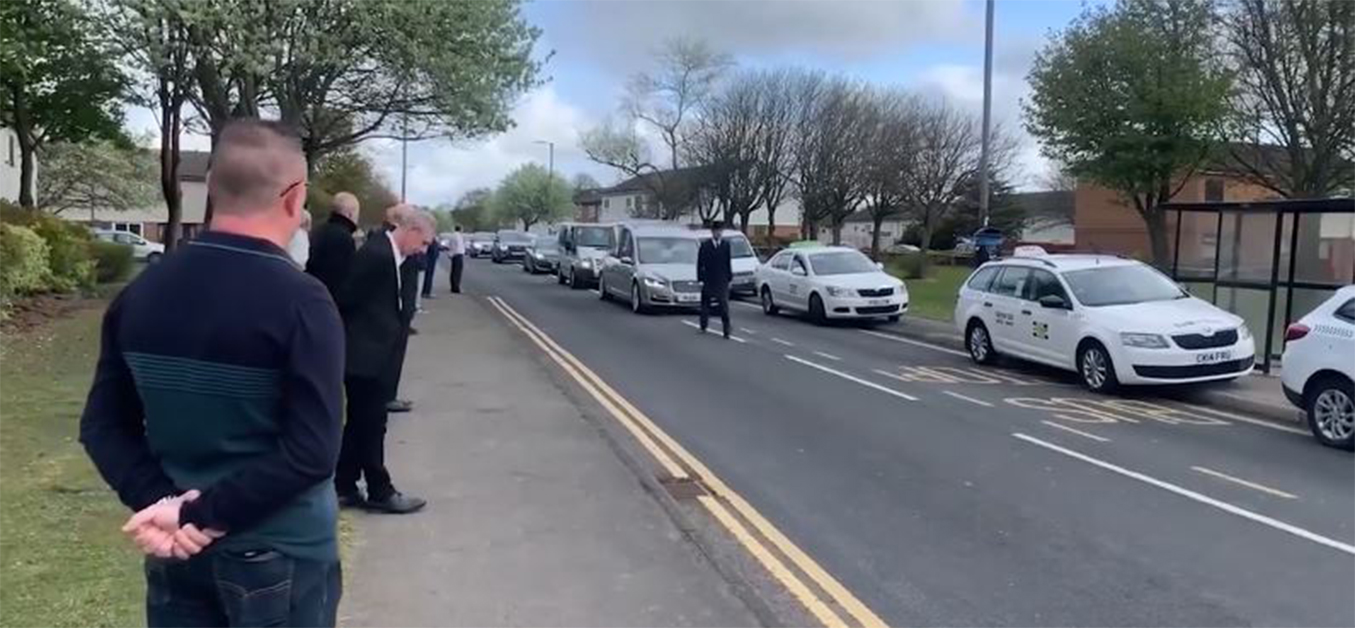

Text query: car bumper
(1282, 383), (1304, 408)
(645, 288), (703, 309)
(1114, 341), (1257, 385)
(822, 294), (909, 319)
(731, 276), (756, 294)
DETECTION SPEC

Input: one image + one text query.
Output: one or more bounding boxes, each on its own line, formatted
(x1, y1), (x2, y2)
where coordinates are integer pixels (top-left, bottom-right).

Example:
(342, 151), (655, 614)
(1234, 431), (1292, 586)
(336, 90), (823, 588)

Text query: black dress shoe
(387, 399), (413, 413)
(364, 492), (426, 514)
(337, 491), (367, 509)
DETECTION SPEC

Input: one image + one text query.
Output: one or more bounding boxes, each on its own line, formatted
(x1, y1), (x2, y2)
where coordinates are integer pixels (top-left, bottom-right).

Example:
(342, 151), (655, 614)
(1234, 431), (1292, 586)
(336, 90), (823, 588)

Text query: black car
(491, 230), (534, 263)
(522, 235), (561, 274)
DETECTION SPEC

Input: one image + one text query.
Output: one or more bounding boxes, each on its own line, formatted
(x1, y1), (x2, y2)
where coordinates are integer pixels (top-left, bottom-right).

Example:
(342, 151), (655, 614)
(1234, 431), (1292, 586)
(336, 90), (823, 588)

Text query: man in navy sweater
(80, 119), (344, 627)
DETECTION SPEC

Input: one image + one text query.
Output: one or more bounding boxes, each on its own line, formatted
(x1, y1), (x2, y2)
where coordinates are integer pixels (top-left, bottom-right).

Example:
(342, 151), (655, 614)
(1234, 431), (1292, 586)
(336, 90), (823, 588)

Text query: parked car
(522, 235), (560, 274)
(490, 230), (533, 263)
(1281, 285), (1355, 450)
(598, 224), (705, 313)
(755, 245), (908, 324)
(93, 229), (164, 263)
(557, 222), (617, 289)
(954, 248), (1255, 392)
(468, 233), (494, 258)
(706, 232), (758, 295)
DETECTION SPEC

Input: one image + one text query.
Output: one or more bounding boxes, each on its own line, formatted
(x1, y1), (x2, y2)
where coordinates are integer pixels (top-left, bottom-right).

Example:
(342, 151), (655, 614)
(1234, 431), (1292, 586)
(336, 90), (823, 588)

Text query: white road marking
(681, 320), (748, 343)
(589, 289), (601, 295)
(1192, 466), (1299, 500)
(786, 355), (918, 401)
(1014, 433), (1353, 556)
(1040, 420), (1110, 442)
(771, 337), (797, 347)
(734, 300), (763, 310)
(941, 389), (995, 407)
(859, 329), (969, 358)
(1173, 402), (1308, 435)
(812, 351), (842, 362)
(740, 327), (758, 335)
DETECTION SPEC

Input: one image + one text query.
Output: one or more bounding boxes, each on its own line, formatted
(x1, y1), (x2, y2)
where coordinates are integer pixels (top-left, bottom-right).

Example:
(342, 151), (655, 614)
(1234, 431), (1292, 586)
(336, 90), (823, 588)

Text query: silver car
(557, 222), (617, 289)
(598, 224), (705, 314)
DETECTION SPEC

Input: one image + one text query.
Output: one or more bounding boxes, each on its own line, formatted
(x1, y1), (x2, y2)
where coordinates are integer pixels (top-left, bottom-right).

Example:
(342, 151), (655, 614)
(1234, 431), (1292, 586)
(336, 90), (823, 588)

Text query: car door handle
(983, 301), (993, 308)
(1021, 309), (1032, 315)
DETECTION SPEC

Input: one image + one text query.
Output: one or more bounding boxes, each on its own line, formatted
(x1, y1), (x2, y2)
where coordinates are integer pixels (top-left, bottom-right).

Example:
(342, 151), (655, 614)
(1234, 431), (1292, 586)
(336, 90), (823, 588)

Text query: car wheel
(1306, 375), (1355, 451)
(631, 282), (648, 314)
(966, 321), (997, 365)
(557, 267), (567, 285)
(522, 259), (531, 273)
(146, 252), (163, 264)
(599, 276), (612, 301)
(887, 314), (901, 323)
(569, 267), (583, 290)
(760, 286), (779, 315)
(1077, 340), (1119, 393)
(809, 293), (827, 325)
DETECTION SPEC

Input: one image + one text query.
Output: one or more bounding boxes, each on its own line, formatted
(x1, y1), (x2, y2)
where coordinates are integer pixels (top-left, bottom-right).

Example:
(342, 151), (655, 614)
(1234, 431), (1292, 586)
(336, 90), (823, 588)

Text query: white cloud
(124, 106), (213, 152)
(367, 86), (616, 206)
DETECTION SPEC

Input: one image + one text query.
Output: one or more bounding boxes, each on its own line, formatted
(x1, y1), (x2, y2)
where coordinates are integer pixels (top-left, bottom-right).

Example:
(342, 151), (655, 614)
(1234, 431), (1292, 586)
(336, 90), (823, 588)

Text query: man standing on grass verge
(334, 204), (432, 514)
(79, 118), (344, 627)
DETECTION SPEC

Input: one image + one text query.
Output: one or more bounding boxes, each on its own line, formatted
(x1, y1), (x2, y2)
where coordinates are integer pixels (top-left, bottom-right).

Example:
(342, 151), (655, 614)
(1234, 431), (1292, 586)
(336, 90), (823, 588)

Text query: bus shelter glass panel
(1293, 212), (1355, 285)
(1174, 212), (1219, 279)
(1215, 286), (1269, 357)
(1217, 211), (1279, 283)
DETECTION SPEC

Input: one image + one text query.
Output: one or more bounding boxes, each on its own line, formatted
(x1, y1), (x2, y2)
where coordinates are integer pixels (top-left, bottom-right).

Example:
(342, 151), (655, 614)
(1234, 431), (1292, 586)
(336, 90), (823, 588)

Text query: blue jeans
(145, 550), (341, 627)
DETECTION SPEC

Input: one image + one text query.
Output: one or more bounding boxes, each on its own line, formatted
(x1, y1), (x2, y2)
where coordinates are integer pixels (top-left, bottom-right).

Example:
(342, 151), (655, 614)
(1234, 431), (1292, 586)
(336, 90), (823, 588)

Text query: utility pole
(400, 113), (409, 202)
(535, 140), (555, 178)
(978, 0), (995, 227)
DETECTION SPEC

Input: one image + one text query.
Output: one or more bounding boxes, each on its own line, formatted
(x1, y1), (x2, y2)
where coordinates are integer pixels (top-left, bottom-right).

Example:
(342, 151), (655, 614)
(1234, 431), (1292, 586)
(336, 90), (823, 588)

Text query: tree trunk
(160, 79), (184, 251)
(831, 221), (843, 246)
(870, 215), (885, 260)
(919, 217), (935, 253)
(11, 82), (35, 208)
(1144, 208), (1171, 269)
(766, 205), (777, 242)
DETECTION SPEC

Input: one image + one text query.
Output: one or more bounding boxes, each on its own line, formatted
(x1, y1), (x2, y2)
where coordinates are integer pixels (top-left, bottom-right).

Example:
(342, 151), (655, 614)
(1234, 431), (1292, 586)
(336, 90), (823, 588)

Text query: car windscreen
(725, 237), (754, 258)
(533, 238), (558, 251)
(1061, 264), (1186, 306)
(575, 226), (614, 248)
(808, 250), (877, 276)
(637, 237), (698, 264)
(498, 232), (532, 244)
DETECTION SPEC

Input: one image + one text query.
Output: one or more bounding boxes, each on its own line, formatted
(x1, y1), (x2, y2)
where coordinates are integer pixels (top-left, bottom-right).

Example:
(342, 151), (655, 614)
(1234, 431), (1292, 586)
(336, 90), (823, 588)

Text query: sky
(126, 0), (1098, 207)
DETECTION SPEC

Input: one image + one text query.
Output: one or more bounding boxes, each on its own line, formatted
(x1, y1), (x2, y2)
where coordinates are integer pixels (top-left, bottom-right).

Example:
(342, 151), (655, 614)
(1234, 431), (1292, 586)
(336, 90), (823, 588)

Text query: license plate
(868, 299), (890, 306)
(677, 294), (699, 303)
(1195, 350), (1231, 364)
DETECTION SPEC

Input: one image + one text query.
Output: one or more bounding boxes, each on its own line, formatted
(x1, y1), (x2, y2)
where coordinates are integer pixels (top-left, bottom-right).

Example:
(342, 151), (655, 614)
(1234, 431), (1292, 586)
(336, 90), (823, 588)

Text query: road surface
(462, 258), (1354, 627)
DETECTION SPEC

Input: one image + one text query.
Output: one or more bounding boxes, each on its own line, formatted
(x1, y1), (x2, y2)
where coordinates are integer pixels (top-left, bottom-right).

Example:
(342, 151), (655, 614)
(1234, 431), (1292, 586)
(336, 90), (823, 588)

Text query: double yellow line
(485, 296), (887, 628)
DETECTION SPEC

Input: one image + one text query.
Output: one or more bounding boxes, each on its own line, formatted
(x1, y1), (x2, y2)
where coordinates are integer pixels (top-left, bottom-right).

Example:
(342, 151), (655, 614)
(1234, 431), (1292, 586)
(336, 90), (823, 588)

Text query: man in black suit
(367, 207), (419, 413)
(335, 205), (434, 514)
(305, 192), (360, 299)
(697, 221), (734, 339)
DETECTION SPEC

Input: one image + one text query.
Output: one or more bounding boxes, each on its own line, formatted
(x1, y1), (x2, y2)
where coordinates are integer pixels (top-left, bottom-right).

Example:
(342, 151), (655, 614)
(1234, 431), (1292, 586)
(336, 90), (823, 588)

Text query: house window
(111, 222), (143, 236)
(603, 198), (610, 209)
(626, 197), (632, 209)
(1205, 179), (1225, 202)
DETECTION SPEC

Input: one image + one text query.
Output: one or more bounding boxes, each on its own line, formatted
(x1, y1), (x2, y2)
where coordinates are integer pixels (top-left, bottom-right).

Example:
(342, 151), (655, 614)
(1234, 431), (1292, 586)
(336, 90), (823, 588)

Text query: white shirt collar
(386, 230), (405, 267)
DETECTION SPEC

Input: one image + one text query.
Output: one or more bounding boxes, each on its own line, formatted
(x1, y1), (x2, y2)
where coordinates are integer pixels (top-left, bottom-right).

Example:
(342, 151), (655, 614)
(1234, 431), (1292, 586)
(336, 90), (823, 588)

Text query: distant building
(1013, 190), (1075, 246)
(1, 127), (35, 205)
(57, 150), (210, 242)
(585, 167), (803, 238)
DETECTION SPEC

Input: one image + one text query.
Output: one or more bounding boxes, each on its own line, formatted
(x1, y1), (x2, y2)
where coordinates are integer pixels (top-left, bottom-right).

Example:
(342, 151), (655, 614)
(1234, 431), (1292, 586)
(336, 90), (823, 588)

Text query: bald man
(306, 192), (360, 299)
(80, 118), (344, 627)
(334, 205), (433, 514)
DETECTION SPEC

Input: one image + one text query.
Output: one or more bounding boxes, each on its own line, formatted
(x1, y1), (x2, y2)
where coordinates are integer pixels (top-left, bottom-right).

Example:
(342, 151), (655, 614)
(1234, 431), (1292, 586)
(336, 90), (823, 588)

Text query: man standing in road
(80, 118), (344, 627)
(335, 205), (432, 514)
(306, 192), (360, 298)
(697, 220), (734, 339)
(447, 225), (467, 294)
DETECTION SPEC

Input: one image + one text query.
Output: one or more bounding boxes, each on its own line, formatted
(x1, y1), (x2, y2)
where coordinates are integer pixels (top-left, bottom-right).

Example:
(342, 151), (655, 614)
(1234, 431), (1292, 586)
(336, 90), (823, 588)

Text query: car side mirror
(1038, 294), (1069, 310)
(876, 262), (885, 270)
(620, 256), (634, 265)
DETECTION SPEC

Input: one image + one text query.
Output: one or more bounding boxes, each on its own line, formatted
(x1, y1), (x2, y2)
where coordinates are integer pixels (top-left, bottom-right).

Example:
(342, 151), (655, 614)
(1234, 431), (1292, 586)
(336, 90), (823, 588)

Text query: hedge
(0, 202), (128, 314)
(0, 224), (52, 308)
(89, 240), (134, 284)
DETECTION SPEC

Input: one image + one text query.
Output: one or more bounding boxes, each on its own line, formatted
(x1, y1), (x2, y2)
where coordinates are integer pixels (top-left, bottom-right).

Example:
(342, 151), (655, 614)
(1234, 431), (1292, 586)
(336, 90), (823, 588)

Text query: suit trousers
(449, 254), (465, 293)
(699, 284), (731, 335)
(336, 375), (395, 501)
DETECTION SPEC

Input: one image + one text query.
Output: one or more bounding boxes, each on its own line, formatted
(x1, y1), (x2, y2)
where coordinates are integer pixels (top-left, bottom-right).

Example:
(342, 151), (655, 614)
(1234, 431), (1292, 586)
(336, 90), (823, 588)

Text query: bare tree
(581, 120), (675, 219)
(859, 89), (921, 259)
(686, 71), (763, 231)
(1224, 0), (1355, 198)
(751, 69), (799, 239)
(792, 76), (871, 244)
(625, 37), (734, 171)
(902, 99), (1009, 253)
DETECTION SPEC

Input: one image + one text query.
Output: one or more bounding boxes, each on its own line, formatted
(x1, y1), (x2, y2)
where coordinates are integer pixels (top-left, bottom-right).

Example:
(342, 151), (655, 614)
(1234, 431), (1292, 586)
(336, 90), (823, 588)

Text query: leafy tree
(36, 140), (157, 218)
(1025, 0), (1230, 266)
(452, 188), (501, 232)
(492, 164), (572, 231)
(0, 0), (128, 208)
(431, 205), (457, 233)
(306, 148), (398, 227)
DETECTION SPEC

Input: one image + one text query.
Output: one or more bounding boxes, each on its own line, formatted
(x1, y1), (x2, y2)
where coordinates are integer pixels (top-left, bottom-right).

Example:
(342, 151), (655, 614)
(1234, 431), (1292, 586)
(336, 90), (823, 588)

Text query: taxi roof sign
(1013, 245), (1049, 257)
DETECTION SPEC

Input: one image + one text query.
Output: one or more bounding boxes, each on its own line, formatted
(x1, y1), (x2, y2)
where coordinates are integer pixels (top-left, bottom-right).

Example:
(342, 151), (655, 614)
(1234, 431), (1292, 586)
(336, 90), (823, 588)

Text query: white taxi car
(954, 249), (1255, 392)
(756, 246), (908, 323)
(1281, 285), (1354, 450)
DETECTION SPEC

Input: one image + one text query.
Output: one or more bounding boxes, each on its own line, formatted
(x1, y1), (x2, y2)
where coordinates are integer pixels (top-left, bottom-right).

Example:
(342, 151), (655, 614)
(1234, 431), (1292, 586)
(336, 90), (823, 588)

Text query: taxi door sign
(1032, 320), (1049, 340)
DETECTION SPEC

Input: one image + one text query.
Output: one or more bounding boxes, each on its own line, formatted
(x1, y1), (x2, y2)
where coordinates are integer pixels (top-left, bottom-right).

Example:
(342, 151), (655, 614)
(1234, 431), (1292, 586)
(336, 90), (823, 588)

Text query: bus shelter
(1163, 197), (1355, 372)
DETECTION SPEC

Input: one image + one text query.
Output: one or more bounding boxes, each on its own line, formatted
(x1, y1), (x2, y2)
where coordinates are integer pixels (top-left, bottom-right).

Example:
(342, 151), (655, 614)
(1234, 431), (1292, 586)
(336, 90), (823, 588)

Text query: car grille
(856, 304), (900, 315)
(1172, 329), (1238, 350)
(1133, 356), (1254, 379)
(857, 287), (895, 298)
(671, 280), (701, 293)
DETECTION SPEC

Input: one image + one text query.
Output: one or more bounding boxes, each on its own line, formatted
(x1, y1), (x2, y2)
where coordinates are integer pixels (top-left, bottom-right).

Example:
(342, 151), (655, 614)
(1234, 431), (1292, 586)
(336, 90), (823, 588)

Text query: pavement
(339, 289), (761, 627)
(457, 257), (1355, 627)
(881, 314), (1305, 424)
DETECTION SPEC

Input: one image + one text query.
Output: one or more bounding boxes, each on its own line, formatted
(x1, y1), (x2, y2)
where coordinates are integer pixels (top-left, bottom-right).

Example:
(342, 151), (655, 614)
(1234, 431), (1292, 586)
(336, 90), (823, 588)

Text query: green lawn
(891, 263), (971, 323)
(0, 303), (145, 628)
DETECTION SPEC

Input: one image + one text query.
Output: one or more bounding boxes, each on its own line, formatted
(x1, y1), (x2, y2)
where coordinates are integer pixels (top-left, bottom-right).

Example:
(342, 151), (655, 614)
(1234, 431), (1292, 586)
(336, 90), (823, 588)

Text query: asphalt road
(460, 257), (1355, 627)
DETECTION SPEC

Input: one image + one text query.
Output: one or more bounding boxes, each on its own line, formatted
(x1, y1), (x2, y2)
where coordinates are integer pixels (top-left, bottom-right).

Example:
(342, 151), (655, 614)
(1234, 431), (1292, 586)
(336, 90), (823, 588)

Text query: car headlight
(824, 286), (851, 297)
(1121, 332), (1170, 349)
(642, 277), (666, 290)
(1238, 323), (1252, 340)
(580, 259), (593, 268)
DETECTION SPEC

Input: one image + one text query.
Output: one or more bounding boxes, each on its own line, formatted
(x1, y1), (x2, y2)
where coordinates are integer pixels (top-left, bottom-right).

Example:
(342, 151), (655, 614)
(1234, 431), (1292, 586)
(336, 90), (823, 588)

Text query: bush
(890, 251), (929, 280)
(0, 203), (97, 291)
(0, 224), (52, 305)
(89, 240), (134, 284)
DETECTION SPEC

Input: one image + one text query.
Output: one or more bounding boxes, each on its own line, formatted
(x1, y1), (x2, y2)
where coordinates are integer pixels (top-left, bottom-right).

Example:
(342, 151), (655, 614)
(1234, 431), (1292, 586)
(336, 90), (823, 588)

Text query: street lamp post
(534, 140), (554, 178)
(978, 0), (995, 227)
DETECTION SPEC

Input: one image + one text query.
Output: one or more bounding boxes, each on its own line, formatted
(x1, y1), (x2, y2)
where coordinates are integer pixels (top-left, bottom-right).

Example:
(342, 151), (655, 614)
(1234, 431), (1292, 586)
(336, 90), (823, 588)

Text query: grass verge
(892, 264), (971, 322)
